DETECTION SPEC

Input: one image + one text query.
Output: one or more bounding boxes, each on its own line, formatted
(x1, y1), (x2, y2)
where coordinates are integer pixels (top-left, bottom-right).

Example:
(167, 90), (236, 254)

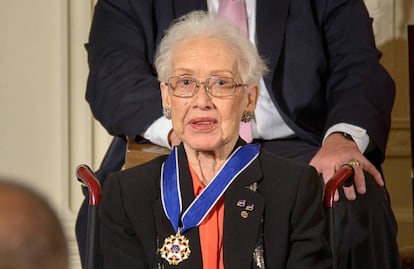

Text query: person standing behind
(0, 179), (68, 269)
(100, 11), (332, 268)
(80, 0), (400, 268)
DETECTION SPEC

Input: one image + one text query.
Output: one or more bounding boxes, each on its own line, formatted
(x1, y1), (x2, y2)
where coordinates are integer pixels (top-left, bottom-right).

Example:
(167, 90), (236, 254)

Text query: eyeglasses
(166, 76), (247, 98)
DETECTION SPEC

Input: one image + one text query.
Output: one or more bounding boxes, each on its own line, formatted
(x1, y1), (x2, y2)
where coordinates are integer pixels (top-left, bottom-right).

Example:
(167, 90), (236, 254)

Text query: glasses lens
(208, 77), (235, 97)
(168, 76), (238, 97)
(169, 77), (197, 97)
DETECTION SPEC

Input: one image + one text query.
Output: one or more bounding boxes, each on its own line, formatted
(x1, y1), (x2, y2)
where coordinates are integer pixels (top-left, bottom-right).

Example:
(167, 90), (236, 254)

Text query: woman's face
(160, 36), (258, 152)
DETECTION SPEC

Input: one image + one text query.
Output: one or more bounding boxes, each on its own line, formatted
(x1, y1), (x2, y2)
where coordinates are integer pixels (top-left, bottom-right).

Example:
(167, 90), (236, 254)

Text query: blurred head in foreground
(0, 179), (68, 269)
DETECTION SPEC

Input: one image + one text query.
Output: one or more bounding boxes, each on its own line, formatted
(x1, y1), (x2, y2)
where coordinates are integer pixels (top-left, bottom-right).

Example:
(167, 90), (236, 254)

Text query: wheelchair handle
(76, 164), (102, 206)
(324, 165), (354, 208)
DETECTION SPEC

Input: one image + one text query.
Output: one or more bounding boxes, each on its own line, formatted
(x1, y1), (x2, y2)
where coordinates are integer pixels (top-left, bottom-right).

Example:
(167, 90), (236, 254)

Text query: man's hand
(309, 132), (383, 200)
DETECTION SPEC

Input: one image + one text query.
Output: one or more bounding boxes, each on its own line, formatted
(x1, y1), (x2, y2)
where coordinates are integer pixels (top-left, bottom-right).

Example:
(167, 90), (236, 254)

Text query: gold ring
(347, 159), (360, 167)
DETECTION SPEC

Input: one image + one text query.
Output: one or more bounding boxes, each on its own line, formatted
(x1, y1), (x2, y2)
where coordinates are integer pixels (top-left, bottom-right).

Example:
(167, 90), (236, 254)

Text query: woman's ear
(160, 82), (170, 108)
(245, 83), (259, 112)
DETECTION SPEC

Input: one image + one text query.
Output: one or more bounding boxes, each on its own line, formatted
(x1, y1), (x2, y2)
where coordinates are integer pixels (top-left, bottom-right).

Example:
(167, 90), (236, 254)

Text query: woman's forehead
(171, 37), (238, 73)
(174, 36), (237, 59)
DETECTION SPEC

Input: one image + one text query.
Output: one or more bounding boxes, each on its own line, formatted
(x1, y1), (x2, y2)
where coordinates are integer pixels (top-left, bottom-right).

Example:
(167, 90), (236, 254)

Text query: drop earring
(241, 111), (254, 123)
(163, 107), (171, 119)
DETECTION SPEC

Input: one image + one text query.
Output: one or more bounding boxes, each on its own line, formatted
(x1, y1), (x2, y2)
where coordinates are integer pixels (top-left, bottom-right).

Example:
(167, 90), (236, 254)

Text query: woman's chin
(182, 134), (237, 153)
(184, 140), (218, 152)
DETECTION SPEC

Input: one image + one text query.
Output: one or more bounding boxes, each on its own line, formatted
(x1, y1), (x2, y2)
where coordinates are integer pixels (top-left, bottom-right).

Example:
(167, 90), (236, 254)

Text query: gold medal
(160, 231), (191, 265)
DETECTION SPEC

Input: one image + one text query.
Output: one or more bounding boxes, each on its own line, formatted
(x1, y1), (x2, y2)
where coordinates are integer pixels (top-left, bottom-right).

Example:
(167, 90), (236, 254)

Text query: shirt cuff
(324, 123), (370, 153)
(140, 117), (173, 149)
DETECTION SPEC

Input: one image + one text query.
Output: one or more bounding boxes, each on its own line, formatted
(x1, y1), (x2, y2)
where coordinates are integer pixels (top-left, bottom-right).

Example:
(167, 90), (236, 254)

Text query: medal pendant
(160, 231), (191, 265)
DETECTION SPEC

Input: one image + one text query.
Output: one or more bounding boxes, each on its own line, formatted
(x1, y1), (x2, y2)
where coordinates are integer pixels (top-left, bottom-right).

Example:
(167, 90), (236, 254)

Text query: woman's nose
(193, 83), (213, 106)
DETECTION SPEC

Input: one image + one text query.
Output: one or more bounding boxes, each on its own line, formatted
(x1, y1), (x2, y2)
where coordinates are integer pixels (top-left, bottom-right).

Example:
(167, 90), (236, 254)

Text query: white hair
(155, 10), (267, 84)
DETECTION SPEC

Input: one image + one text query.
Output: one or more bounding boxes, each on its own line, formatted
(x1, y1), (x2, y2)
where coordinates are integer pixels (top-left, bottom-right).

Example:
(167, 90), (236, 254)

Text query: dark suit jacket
(86, 0), (394, 168)
(99, 142), (332, 268)
(80, 2), (398, 268)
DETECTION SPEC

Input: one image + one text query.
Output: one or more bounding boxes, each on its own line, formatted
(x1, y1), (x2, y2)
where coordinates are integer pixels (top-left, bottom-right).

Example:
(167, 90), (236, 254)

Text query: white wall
(0, 1), (110, 268)
(0, 1), (412, 268)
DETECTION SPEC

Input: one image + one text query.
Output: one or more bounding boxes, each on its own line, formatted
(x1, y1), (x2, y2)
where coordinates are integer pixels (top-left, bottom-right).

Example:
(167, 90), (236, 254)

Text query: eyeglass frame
(165, 75), (248, 98)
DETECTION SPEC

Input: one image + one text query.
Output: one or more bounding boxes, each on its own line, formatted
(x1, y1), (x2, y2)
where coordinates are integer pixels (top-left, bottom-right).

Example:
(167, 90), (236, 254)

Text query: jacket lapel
(256, 0), (290, 74)
(223, 156), (265, 268)
(257, 0), (291, 113)
(256, 0), (317, 143)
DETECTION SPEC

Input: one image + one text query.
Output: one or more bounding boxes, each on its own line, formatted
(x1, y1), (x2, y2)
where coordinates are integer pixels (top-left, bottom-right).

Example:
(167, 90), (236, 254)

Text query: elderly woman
(99, 11), (331, 269)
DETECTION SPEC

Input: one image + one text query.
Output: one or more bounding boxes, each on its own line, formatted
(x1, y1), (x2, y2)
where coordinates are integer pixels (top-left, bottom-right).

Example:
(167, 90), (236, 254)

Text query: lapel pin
(245, 204), (254, 211)
(237, 200), (246, 207)
(241, 210), (249, 219)
(246, 182), (258, 192)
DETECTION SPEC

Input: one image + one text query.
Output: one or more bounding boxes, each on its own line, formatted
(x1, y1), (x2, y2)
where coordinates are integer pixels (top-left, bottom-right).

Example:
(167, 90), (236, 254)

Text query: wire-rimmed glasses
(166, 76), (247, 98)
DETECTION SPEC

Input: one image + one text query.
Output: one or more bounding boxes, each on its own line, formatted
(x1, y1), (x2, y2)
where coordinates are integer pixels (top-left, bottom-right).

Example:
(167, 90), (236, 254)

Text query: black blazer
(86, 0), (394, 166)
(99, 142), (332, 268)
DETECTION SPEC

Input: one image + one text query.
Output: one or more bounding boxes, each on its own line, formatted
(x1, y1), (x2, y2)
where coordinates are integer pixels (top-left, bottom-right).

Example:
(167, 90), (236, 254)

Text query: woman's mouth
(189, 118), (217, 130)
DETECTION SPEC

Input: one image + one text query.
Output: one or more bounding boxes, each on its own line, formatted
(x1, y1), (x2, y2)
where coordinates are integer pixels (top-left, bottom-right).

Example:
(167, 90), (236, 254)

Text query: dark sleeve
(288, 166), (332, 268)
(99, 173), (149, 269)
(85, 0), (162, 139)
(321, 0), (395, 154)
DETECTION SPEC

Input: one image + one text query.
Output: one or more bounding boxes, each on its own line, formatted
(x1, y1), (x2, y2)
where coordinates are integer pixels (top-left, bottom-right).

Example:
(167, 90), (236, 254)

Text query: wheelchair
(76, 160), (354, 269)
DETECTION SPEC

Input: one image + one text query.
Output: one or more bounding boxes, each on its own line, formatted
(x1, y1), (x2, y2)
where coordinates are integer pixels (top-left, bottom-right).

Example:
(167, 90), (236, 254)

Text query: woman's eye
(215, 78), (231, 87)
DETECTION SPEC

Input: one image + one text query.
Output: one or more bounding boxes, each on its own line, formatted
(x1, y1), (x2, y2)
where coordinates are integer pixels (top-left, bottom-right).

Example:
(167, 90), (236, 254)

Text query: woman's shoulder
(257, 148), (320, 189)
(259, 148), (316, 173)
(257, 148), (323, 207)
